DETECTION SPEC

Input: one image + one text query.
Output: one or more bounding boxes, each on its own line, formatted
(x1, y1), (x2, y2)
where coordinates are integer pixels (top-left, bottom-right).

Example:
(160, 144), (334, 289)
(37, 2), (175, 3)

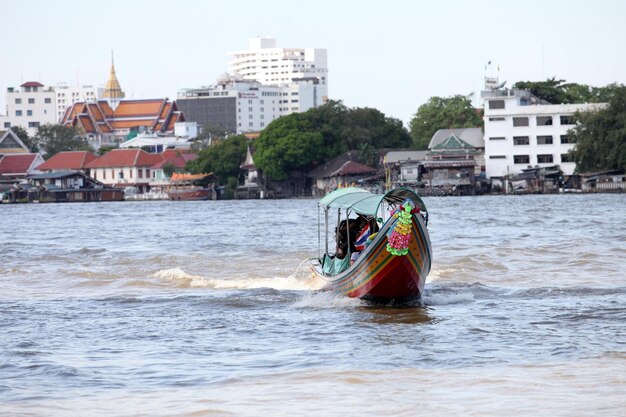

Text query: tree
(253, 100), (411, 180)
(253, 114), (325, 181)
(409, 95), (483, 149)
(162, 162), (177, 178)
(513, 78), (623, 104)
(10, 126), (38, 152)
(97, 145), (117, 156)
(569, 85), (626, 173)
(35, 124), (92, 158)
(186, 134), (248, 186)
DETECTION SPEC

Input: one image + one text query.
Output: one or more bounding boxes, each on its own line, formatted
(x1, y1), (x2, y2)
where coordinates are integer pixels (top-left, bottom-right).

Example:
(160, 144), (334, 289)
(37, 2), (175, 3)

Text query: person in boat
(350, 215), (378, 264)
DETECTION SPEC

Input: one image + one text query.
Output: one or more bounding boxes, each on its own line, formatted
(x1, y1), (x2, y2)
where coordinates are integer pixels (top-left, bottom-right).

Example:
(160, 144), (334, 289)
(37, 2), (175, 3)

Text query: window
(489, 100), (505, 109)
(488, 117), (505, 121)
(146, 169), (150, 178)
(537, 135), (553, 145)
(103, 170), (106, 180)
(513, 117), (529, 127)
(15, 98), (22, 104)
(560, 135), (569, 144)
(513, 136), (530, 145)
(15, 110), (22, 116)
(489, 137), (505, 141)
(3, 122), (10, 128)
(45, 98), (51, 104)
(514, 155), (530, 164)
(536, 116), (553, 126)
(561, 153), (572, 163)
(28, 98), (35, 104)
(28, 122), (40, 128)
(248, 107), (253, 111)
(489, 155), (506, 159)
(27, 110), (33, 116)
(560, 115), (574, 125)
(537, 154), (554, 163)
(138, 169), (143, 178)
(249, 115), (253, 119)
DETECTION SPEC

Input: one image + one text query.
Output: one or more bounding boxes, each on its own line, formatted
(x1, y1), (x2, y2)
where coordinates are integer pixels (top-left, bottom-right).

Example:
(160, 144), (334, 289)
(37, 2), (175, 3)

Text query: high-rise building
(227, 37), (328, 102)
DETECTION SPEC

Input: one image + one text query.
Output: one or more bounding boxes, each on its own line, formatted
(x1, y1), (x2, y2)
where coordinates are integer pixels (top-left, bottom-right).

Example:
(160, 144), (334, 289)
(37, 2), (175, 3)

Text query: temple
(60, 54), (185, 149)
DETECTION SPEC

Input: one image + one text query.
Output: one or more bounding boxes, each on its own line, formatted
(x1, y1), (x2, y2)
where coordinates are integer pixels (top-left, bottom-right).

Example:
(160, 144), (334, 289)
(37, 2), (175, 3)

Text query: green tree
(35, 124), (92, 158)
(97, 145), (117, 156)
(513, 78), (622, 104)
(569, 85), (626, 173)
(409, 95), (483, 149)
(162, 162), (177, 178)
(10, 126), (38, 152)
(187, 134), (248, 185)
(253, 100), (411, 180)
(253, 114), (325, 181)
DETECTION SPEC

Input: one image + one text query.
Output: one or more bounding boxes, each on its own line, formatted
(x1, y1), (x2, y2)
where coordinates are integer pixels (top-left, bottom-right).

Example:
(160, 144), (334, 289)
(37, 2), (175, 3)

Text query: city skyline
(2, 0), (626, 126)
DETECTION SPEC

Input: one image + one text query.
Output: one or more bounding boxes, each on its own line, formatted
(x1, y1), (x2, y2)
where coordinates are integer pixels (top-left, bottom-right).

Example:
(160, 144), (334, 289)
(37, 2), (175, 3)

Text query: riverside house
(85, 149), (164, 194)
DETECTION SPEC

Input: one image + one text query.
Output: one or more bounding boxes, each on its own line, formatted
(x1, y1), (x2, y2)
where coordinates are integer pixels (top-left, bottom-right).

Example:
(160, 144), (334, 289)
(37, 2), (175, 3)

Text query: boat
(309, 187), (432, 302)
(167, 173), (216, 201)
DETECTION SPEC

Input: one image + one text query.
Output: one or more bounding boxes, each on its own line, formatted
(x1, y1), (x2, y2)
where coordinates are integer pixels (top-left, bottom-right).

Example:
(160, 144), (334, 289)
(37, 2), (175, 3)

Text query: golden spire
(103, 51), (124, 110)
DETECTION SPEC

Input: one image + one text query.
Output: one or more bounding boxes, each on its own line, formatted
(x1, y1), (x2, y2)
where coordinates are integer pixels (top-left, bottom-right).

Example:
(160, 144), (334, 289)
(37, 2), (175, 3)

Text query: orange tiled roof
(85, 149), (164, 169)
(36, 151), (97, 171)
(62, 99), (182, 135)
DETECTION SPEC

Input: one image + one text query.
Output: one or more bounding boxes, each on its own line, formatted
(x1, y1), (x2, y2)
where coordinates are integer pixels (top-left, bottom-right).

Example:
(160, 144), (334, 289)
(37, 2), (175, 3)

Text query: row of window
(488, 115), (574, 126)
(490, 135), (570, 145)
(489, 154), (572, 164)
(101, 168), (151, 180)
(14, 97), (53, 104)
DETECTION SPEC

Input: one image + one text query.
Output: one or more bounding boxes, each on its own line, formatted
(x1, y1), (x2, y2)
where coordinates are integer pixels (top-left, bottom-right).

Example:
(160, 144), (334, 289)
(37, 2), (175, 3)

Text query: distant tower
(103, 51), (125, 111)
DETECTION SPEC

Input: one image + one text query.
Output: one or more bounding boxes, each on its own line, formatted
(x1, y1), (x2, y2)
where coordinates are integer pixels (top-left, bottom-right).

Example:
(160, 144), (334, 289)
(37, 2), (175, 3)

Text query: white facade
(54, 83), (98, 120)
(227, 37), (328, 102)
(0, 83), (56, 136)
(483, 89), (603, 177)
(0, 82), (99, 137)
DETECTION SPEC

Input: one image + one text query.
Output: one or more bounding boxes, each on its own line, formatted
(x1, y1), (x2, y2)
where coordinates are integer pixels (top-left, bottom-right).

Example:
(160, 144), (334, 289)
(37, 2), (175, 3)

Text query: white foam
(152, 268), (326, 291)
(422, 291), (474, 306)
(292, 290), (363, 309)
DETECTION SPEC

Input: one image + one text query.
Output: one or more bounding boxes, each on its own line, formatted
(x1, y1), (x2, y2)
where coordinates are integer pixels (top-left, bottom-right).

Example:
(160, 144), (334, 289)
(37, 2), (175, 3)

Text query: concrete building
(0, 82), (57, 136)
(177, 75), (323, 134)
(228, 37), (328, 98)
(482, 88), (603, 178)
(0, 82), (99, 137)
(54, 83), (98, 120)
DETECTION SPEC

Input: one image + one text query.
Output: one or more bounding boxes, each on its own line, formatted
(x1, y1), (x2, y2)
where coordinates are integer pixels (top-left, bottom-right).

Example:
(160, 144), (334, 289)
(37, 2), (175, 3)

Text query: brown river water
(1, 194), (625, 416)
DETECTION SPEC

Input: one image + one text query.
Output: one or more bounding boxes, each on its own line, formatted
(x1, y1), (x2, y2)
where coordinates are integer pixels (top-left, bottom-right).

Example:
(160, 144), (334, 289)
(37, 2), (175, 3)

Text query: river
(1, 193), (625, 416)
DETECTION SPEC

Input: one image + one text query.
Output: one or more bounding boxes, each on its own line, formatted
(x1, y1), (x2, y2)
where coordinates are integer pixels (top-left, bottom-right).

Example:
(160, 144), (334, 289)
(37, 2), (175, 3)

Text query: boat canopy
(318, 187), (427, 217)
(170, 173), (213, 182)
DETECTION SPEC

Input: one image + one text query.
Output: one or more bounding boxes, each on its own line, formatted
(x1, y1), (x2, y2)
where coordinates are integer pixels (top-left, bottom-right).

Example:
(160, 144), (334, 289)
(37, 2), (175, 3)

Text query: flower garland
(386, 204), (413, 256)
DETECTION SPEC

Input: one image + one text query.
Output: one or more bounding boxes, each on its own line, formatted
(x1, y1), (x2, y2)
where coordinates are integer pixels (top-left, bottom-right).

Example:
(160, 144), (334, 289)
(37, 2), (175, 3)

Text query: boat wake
(152, 266), (325, 292)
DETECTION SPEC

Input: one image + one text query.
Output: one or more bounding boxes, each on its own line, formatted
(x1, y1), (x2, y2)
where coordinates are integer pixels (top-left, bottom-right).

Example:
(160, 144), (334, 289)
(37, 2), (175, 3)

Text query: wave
(152, 267), (325, 292)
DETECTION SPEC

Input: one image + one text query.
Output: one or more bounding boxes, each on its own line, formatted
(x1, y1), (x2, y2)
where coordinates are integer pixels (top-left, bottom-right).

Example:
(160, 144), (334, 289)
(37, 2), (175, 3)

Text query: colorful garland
(386, 204), (413, 256)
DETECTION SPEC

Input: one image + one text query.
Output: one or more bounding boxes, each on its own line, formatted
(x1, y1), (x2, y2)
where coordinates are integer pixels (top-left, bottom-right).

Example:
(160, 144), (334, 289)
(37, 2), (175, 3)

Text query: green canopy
(318, 187), (427, 216)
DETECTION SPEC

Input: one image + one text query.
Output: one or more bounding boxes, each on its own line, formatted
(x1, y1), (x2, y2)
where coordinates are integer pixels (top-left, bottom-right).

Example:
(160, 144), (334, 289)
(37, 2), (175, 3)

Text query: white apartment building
(54, 83), (98, 120)
(227, 37), (328, 102)
(177, 75), (324, 134)
(482, 89), (603, 178)
(1, 81), (99, 136)
(1, 82), (56, 136)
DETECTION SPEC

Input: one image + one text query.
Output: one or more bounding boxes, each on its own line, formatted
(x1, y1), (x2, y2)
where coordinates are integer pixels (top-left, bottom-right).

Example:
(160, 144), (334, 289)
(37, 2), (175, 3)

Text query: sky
(2, 0), (626, 126)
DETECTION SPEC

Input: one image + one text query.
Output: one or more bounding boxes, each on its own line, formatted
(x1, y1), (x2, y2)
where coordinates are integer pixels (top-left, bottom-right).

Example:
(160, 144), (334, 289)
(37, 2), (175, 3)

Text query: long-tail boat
(309, 187), (432, 302)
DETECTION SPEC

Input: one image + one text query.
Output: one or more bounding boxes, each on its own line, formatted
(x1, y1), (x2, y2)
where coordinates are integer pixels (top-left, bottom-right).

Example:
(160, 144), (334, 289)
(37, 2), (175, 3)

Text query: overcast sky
(2, 0), (625, 125)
